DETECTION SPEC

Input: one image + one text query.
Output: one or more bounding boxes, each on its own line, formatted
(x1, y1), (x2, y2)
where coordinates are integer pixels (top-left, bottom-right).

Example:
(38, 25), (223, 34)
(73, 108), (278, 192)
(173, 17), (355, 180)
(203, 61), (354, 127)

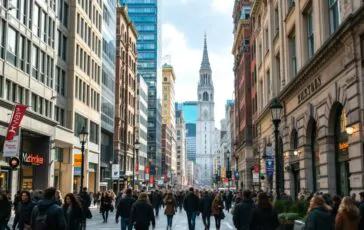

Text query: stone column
(299, 145), (314, 193)
(317, 135), (336, 194)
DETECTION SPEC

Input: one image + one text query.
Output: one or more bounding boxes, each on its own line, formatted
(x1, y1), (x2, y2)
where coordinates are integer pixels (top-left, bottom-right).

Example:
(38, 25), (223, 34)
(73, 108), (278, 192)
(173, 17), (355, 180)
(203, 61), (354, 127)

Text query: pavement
(87, 205), (235, 230)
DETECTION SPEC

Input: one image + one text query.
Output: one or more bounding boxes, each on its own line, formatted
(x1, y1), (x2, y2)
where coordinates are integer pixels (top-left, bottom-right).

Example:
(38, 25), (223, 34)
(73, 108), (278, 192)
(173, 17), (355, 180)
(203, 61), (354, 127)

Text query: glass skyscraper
(120, 0), (161, 167)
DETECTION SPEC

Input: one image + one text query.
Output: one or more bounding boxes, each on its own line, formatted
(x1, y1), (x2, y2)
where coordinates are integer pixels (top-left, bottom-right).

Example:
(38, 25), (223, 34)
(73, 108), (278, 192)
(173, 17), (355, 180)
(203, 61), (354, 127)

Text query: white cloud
(211, 0), (235, 15)
(162, 23), (234, 128)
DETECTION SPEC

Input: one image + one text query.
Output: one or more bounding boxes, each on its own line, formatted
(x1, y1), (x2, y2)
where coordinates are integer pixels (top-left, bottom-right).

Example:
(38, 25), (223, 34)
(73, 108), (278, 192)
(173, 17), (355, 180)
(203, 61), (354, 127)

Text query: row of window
(75, 44), (101, 85)
(33, 4), (57, 47)
(76, 13), (102, 57)
(101, 70), (115, 93)
(31, 92), (53, 119)
(57, 0), (69, 29)
(128, 7), (156, 13)
(77, 0), (102, 32)
(102, 38), (116, 63)
(74, 113), (99, 144)
(74, 76), (100, 111)
(55, 67), (66, 96)
(31, 44), (55, 88)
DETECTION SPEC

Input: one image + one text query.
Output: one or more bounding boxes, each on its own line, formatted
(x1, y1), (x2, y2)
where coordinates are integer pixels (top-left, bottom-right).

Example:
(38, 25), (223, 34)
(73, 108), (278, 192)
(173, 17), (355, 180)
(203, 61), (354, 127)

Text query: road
(87, 206), (235, 230)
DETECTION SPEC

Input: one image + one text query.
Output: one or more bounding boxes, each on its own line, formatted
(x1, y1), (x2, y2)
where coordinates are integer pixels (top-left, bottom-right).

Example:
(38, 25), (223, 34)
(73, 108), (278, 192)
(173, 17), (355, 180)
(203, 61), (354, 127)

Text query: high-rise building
(176, 109), (187, 188)
(100, 0), (117, 190)
(114, 6), (138, 191)
(185, 123), (196, 162)
(136, 74), (148, 182)
(196, 35), (215, 186)
(120, 0), (161, 170)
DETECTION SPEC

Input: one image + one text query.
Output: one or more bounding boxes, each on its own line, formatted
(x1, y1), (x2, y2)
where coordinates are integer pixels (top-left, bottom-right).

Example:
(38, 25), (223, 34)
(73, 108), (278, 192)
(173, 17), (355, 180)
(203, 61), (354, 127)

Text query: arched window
(203, 92), (209, 101)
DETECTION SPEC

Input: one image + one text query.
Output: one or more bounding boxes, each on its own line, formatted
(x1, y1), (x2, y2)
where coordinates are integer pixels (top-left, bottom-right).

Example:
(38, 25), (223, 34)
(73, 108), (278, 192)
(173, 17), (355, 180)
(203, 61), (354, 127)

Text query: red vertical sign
(5, 104), (27, 141)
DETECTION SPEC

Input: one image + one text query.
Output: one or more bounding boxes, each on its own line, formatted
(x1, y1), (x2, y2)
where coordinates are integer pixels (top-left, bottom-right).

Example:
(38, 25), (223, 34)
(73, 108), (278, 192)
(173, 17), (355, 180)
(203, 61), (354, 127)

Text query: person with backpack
(249, 192), (279, 230)
(30, 187), (66, 230)
(233, 190), (255, 230)
(78, 187), (92, 227)
(116, 188), (136, 230)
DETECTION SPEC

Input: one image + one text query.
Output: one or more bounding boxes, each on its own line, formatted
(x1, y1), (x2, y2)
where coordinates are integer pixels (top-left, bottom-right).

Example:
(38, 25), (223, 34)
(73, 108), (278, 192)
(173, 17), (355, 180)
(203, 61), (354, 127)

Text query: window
(56, 67), (66, 96)
(32, 5), (40, 36)
(329, 0), (339, 34)
(266, 70), (271, 102)
(90, 121), (99, 144)
(31, 45), (39, 78)
(63, 2), (69, 28)
(306, 9), (314, 58)
(289, 31), (297, 78)
(18, 35), (26, 71)
(7, 27), (17, 66)
(74, 113), (87, 136)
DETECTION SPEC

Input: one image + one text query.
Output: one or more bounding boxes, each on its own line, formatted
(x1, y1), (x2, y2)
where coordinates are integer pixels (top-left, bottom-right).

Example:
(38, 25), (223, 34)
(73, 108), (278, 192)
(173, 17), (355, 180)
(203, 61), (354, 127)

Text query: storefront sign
(3, 136), (19, 157)
(112, 164), (120, 179)
(74, 154), (82, 167)
(22, 153), (44, 165)
(297, 77), (322, 104)
(74, 167), (81, 176)
(266, 159), (274, 177)
(5, 104), (27, 141)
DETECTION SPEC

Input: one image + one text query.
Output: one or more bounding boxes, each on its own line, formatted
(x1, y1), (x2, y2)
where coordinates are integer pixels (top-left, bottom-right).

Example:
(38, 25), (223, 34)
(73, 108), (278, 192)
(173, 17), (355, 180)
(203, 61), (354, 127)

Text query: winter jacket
(0, 197), (11, 223)
(116, 195), (136, 219)
(62, 204), (84, 230)
(305, 207), (334, 230)
(199, 194), (213, 216)
(335, 210), (360, 230)
(164, 197), (177, 216)
(183, 192), (200, 213)
(18, 201), (36, 230)
(249, 206), (279, 230)
(100, 196), (112, 212)
(151, 192), (162, 208)
(30, 199), (66, 230)
(233, 198), (255, 230)
(131, 200), (155, 230)
(211, 198), (224, 216)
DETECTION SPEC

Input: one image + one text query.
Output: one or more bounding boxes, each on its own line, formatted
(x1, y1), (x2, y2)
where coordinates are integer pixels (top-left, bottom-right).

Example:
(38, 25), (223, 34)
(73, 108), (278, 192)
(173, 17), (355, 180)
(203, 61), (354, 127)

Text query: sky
(161, 0), (235, 128)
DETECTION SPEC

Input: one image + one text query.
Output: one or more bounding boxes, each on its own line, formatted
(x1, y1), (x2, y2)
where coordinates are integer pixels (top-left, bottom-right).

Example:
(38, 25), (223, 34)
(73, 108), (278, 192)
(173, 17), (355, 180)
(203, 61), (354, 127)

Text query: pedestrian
(177, 191), (184, 213)
(131, 192), (155, 230)
(199, 190), (213, 230)
(335, 196), (360, 230)
(30, 187), (67, 230)
(12, 191), (21, 230)
(0, 193), (11, 230)
(151, 190), (162, 217)
(100, 191), (112, 223)
(62, 193), (84, 230)
(304, 195), (334, 230)
(116, 188), (136, 230)
(233, 190), (255, 230)
(55, 190), (64, 206)
(164, 191), (177, 230)
(78, 187), (92, 227)
(249, 192), (279, 230)
(17, 191), (36, 230)
(211, 193), (224, 230)
(183, 187), (200, 230)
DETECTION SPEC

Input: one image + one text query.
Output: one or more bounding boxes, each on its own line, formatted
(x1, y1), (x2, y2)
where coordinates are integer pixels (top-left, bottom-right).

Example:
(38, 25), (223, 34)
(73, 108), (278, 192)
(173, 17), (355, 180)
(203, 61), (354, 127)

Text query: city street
(87, 206), (235, 230)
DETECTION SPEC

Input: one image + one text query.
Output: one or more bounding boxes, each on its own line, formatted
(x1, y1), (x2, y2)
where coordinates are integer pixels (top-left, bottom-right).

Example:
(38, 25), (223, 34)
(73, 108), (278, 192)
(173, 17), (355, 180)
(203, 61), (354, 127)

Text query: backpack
(33, 206), (51, 230)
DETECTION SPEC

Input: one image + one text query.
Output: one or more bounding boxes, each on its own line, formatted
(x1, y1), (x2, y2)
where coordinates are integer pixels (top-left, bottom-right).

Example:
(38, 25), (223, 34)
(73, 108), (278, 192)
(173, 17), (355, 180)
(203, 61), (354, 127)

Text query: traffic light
(9, 157), (20, 169)
(226, 170), (232, 179)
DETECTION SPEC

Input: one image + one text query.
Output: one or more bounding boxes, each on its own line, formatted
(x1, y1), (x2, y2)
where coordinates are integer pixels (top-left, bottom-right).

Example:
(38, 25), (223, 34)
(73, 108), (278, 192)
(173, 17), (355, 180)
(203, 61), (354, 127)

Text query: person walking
(211, 193), (224, 230)
(116, 188), (136, 230)
(131, 192), (155, 230)
(303, 195), (334, 230)
(100, 191), (112, 223)
(199, 190), (213, 230)
(183, 187), (200, 230)
(12, 191), (21, 230)
(30, 187), (67, 230)
(164, 192), (177, 230)
(78, 187), (92, 227)
(151, 190), (162, 217)
(335, 196), (360, 230)
(249, 192), (279, 230)
(62, 193), (84, 230)
(233, 190), (255, 230)
(0, 193), (11, 230)
(177, 191), (184, 213)
(17, 191), (36, 230)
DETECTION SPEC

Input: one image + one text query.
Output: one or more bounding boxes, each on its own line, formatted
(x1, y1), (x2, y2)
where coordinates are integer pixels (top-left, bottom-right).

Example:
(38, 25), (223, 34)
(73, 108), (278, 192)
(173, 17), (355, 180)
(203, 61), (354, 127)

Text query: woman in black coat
(249, 192), (280, 230)
(17, 191), (36, 230)
(63, 193), (84, 230)
(0, 193), (11, 230)
(100, 192), (112, 223)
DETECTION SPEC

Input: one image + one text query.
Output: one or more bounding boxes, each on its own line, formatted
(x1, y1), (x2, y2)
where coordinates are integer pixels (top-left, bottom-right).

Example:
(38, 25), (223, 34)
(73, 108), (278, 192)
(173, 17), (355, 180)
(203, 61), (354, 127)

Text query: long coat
(335, 211), (360, 230)
(211, 198), (224, 216)
(164, 197), (177, 216)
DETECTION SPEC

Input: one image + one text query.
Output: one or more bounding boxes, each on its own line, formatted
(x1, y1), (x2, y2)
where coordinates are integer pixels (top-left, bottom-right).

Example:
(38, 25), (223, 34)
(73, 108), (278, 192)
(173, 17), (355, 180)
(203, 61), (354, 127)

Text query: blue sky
(161, 0), (235, 128)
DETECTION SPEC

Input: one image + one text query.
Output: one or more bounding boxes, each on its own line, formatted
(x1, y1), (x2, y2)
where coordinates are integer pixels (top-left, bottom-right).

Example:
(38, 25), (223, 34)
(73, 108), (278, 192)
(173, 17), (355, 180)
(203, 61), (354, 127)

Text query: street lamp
(234, 153), (239, 191)
(133, 139), (140, 190)
(78, 126), (88, 193)
(269, 98), (283, 199)
(225, 149), (231, 189)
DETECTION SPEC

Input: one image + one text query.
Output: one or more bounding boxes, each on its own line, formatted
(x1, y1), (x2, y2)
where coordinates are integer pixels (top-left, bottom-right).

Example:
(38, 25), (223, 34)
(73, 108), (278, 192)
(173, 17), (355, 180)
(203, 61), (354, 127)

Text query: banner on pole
(112, 164), (120, 179)
(3, 136), (19, 157)
(5, 104), (27, 141)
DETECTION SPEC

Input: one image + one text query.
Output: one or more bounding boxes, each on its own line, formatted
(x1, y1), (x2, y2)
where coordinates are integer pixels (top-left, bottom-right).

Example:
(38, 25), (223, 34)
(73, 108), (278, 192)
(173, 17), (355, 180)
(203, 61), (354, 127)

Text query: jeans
(166, 215), (173, 227)
(102, 210), (109, 222)
(120, 218), (133, 230)
(214, 215), (221, 229)
(186, 212), (197, 230)
(202, 214), (210, 229)
(154, 206), (159, 217)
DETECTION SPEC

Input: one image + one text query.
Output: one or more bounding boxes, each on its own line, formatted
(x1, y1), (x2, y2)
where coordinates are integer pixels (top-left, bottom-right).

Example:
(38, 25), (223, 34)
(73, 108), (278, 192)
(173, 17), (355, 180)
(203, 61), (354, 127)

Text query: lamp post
(234, 154), (239, 191)
(269, 98), (283, 200)
(226, 149), (231, 189)
(78, 126), (88, 193)
(133, 139), (140, 190)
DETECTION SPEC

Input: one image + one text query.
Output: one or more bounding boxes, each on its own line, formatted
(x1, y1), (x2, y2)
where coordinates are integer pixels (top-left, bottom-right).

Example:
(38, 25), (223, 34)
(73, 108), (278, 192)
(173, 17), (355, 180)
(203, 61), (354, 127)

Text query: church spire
(200, 32), (211, 71)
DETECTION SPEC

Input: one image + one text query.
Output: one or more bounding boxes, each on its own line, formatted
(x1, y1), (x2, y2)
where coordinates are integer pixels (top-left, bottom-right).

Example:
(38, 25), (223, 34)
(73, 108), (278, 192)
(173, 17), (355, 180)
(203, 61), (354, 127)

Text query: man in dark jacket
(78, 187), (91, 226)
(183, 187), (200, 230)
(151, 190), (162, 217)
(233, 190), (255, 230)
(199, 190), (213, 230)
(359, 192), (364, 230)
(30, 187), (66, 230)
(131, 192), (155, 230)
(116, 188), (136, 230)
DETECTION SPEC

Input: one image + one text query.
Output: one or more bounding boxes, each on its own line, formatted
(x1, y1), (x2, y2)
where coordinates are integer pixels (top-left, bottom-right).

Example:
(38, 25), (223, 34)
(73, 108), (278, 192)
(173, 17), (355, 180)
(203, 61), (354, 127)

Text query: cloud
(162, 23), (234, 128)
(211, 0), (235, 15)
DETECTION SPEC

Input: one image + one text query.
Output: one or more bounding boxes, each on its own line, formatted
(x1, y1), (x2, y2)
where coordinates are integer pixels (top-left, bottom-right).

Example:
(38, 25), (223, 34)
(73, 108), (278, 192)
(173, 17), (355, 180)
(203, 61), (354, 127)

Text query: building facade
(176, 109), (187, 188)
(114, 6), (138, 190)
(196, 35), (215, 186)
(251, 0), (364, 197)
(100, 0), (116, 190)
(186, 123), (197, 162)
(120, 0), (161, 169)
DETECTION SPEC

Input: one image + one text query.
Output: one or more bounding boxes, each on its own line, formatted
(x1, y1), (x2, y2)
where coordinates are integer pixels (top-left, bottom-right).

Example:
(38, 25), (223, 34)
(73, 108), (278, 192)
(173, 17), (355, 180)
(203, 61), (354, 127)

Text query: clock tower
(196, 34), (215, 186)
